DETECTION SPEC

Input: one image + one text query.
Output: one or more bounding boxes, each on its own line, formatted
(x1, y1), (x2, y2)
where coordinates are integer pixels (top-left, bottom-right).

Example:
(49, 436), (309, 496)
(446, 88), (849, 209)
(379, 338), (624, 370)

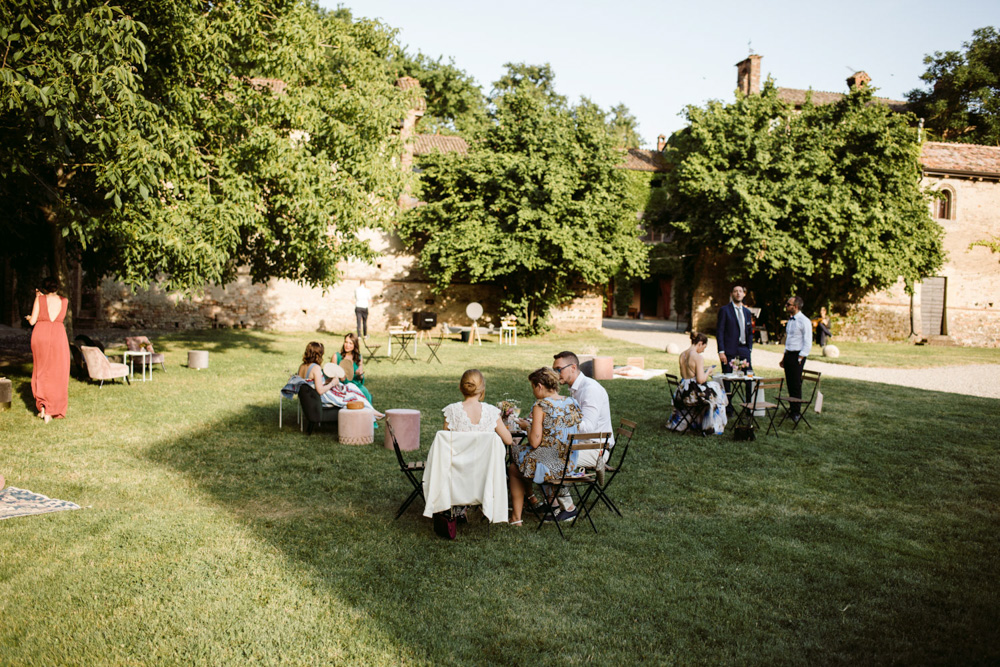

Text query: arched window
(937, 189), (953, 220)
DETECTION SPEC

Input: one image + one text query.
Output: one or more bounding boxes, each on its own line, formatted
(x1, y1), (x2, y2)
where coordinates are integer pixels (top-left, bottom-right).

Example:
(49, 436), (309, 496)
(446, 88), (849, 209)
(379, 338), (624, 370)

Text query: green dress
(336, 353), (372, 403)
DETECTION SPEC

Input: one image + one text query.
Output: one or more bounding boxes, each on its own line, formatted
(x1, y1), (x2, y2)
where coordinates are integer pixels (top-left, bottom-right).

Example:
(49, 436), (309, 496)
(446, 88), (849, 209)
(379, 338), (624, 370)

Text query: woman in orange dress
(25, 277), (70, 422)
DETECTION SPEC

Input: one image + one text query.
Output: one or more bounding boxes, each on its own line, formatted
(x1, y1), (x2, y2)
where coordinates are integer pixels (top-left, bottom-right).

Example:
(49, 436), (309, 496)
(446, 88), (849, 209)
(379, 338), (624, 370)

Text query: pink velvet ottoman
(384, 408), (421, 451)
(593, 356), (614, 381)
(338, 408), (374, 445)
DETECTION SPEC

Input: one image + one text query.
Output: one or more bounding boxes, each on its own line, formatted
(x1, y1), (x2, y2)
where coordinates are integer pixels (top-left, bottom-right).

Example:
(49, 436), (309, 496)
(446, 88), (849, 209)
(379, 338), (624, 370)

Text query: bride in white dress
(442, 369), (514, 444)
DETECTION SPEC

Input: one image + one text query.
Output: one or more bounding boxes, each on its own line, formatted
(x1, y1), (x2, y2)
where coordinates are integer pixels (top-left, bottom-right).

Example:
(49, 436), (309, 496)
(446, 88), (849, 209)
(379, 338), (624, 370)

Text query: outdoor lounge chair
(126, 336), (166, 372)
(297, 385), (340, 435)
(79, 345), (130, 387)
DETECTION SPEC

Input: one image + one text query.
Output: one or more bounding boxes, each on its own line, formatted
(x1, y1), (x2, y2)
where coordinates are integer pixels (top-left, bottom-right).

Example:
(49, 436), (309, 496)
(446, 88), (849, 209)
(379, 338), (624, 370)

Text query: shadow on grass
(139, 370), (1000, 663)
(154, 329), (284, 356)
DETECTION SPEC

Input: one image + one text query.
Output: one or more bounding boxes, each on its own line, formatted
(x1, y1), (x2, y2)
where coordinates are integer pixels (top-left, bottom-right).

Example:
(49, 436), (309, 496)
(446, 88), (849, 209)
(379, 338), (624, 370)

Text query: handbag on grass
(433, 511), (457, 539)
(733, 425), (756, 441)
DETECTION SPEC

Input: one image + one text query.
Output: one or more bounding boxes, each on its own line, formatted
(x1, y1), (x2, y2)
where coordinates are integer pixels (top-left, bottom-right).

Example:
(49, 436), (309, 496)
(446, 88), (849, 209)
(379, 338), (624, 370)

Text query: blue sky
(322, 0), (998, 147)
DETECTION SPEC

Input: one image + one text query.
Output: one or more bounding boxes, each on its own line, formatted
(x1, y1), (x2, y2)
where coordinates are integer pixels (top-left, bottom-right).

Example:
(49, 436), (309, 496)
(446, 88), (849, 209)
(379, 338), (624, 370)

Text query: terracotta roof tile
(622, 148), (668, 172)
(396, 76), (421, 91)
(414, 134), (468, 156)
(777, 87), (908, 113)
(920, 141), (1000, 177)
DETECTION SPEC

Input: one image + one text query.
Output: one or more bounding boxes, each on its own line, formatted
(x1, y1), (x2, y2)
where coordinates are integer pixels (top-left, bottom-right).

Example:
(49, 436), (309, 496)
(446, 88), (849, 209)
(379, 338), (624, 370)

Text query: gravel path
(601, 322), (1000, 400)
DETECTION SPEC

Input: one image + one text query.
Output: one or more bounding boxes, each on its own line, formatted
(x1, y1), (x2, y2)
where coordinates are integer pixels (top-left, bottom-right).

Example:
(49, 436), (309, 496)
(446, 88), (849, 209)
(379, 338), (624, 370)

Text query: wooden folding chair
(362, 336), (384, 363)
(777, 369), (822, 431)
(733, 377), (783, 437)
(388, 419), (425, 519)
(533, 432), (612, 538)
(586, 418), (635, 518)
(425, 329), (444, 364)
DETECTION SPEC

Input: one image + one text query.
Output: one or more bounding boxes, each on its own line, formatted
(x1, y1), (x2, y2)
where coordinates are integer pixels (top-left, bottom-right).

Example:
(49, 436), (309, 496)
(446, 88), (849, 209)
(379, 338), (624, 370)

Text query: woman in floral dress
(509, 367), (582, 525)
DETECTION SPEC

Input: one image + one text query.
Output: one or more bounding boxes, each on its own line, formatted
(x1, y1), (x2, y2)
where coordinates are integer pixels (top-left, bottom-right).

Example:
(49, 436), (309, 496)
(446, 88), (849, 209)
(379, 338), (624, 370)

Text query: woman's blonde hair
(459, 369), (485, 399)
(528, 367), (560, 391)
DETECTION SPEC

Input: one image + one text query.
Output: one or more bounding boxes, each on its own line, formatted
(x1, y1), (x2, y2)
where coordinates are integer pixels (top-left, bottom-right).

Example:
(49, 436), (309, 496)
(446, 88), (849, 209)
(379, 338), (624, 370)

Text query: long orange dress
(31, 296), (70, 418)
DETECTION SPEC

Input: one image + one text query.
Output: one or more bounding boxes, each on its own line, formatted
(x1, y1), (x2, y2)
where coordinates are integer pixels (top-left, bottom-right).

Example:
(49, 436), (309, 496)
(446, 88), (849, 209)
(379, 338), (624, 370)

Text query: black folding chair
(388, 419), (425, 519)
(362, 336), (384, 363)
(665, 373), (706, 435)
(425, 329), (444, 364)
(533, 432), (611, 538)
(587, 418), (635, 518)
(733, 377), (783, 437)
(777, 369), (822, 431)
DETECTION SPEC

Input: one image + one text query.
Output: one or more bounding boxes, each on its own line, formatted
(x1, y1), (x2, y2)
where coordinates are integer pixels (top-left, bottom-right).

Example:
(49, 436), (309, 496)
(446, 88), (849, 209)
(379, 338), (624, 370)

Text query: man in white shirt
(354, 280), (371, 339)
(553, 351), (615, 467)
(779, 296), (813, 423)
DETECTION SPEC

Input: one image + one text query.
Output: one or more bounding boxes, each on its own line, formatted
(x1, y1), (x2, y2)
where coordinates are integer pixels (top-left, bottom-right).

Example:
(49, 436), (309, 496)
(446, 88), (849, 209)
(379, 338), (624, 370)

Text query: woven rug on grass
(0, 487), (81, 520)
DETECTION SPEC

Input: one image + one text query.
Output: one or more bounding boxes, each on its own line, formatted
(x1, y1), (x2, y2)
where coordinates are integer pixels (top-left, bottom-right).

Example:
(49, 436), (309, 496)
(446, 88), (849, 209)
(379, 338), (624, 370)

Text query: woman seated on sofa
(666, 332), (728, 434)
(335, 333), (372, 403)
(297, 341), (379, 413)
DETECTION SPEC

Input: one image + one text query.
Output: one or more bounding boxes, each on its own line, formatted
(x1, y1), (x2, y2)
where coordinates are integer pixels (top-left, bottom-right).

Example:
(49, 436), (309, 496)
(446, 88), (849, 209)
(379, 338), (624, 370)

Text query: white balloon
(666, 343), (681, 354)
(822, 344), (840, 358)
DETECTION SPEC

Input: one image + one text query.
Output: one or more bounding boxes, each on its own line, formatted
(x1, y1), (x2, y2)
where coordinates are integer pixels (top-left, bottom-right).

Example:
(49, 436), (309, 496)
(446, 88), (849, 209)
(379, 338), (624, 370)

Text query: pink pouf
(593, 356), (614, 381)
(338, 408), (374, 445)
(384, 408), (421, 451)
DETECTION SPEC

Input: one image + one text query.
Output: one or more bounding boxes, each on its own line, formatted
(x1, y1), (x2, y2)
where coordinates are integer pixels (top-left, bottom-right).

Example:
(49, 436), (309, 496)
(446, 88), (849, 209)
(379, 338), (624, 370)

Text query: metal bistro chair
(734, 377), (783, 437)
(425, 328), (444, 364)
(362, 335), (384, 363)
(533, 432), (612, 538)
(777, 369), (822, 431)
(586, 418), (635, 518)
(388, 419), (425, 519)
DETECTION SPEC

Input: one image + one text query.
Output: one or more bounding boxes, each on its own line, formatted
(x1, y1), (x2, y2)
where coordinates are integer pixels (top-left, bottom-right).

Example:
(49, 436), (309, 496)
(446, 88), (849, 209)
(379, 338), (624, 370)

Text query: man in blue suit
(716, 285), (754, 413)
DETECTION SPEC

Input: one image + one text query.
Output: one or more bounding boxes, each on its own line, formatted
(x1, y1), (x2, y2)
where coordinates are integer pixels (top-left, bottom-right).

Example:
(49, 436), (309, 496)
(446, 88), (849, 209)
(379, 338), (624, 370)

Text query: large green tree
(1, 0), (407, 324)
(906, 26), (1000, 145)
(395, 51), (487, 137)
(398, 64), (648, 331)
(663, 81), (944, 324)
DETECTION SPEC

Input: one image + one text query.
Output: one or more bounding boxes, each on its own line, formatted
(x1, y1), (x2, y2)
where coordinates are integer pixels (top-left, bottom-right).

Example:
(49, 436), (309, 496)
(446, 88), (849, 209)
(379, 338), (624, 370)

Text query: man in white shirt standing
(779, 296), (812, 424)
(552, 351), (615, 467)
(354, 279), (371, 339)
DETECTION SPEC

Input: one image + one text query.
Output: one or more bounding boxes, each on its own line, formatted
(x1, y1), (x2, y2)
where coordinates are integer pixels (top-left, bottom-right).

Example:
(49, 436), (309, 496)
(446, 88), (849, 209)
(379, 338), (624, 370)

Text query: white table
(422, 431), (508, 523)
(123, 350), (152, 382)
(499, 324), (517, 345)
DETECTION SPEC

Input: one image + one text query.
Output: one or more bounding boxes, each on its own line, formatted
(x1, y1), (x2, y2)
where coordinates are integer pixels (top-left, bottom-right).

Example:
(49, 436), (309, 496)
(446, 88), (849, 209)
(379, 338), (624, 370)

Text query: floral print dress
(511, 395), (582, 483)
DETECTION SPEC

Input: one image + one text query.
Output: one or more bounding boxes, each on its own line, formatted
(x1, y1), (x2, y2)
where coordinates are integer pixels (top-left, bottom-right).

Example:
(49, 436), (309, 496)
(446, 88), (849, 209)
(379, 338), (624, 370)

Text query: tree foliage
(663, 81), (944, 324)
(906, 26), (1000, 146)
(398, 65), (648, 331)
(1, 0), (407, 308)
(609, 103), (643, 149)
(395, 51), (487, 137)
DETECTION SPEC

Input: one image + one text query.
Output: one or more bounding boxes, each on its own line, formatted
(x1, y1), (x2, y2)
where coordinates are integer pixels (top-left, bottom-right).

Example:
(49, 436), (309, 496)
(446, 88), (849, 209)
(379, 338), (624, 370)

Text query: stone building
(691, 56), (1000, 346)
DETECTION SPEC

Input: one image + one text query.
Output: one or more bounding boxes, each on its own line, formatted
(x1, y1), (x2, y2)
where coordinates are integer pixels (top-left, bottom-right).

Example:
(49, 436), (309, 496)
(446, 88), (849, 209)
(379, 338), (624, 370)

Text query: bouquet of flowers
(729, 357), (750, 373)
(497, 397), (521, 429)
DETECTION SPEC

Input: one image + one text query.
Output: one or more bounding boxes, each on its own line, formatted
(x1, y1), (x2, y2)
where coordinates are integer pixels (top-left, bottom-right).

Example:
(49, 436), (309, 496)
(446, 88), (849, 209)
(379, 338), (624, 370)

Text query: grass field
(1, 330), (998, 664)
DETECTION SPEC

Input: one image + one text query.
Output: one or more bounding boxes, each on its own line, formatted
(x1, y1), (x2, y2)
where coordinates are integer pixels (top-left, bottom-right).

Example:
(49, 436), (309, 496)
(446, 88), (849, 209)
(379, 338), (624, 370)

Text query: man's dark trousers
(783, 350), (805, 416)
(355, 307), (368, 338)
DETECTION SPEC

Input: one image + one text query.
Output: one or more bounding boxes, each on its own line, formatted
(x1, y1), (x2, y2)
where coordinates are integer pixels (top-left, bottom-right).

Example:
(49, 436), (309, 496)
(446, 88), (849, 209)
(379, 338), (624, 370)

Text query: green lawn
(786, 340), (1000, 368)
(1, 330), (998, 664)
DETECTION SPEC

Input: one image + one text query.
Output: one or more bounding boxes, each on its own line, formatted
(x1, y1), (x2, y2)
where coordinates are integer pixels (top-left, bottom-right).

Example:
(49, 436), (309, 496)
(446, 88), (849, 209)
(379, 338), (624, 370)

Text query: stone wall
(97, 227), (604, 333)
(853, 176), (1000, 347)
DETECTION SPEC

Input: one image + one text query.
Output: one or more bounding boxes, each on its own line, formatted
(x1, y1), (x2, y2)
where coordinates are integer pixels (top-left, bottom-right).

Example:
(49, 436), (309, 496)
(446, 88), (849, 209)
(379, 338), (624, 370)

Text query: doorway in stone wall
(921, 276), (948, 336)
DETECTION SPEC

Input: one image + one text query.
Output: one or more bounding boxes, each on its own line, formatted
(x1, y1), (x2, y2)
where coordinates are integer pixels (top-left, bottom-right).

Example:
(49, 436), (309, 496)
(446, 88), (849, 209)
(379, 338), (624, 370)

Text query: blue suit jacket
(716, 302), (754, 359)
